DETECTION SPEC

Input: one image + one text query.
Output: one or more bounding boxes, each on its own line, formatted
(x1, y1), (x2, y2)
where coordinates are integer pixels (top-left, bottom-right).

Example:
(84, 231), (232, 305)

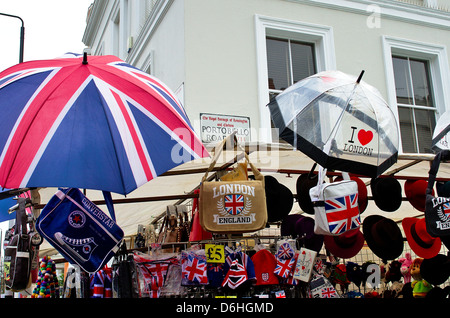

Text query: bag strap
(201, 132), (263, 184)
(15, 197), (29, 236)
(427, 150), (450, 195)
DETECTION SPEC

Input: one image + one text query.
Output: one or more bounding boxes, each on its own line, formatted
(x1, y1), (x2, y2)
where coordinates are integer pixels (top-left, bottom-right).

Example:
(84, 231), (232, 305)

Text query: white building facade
(82, 0), (450, 155)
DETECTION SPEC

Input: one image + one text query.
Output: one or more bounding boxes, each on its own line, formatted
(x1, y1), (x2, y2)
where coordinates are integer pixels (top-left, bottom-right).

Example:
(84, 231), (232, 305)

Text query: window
(266, 37), (316, 100)
(255, 15), (336, 143)
(392, 56), (436, 153)
(382, 36), (450, 155)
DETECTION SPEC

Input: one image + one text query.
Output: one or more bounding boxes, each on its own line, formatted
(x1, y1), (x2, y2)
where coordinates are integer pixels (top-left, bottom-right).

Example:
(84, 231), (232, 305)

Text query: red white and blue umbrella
(0, 53), (209, 195)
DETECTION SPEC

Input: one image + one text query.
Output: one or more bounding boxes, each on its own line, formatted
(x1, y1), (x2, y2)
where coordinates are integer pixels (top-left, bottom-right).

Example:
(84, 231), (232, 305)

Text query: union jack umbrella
(268, 70), (399, 178)
(0, 53), (208, 195)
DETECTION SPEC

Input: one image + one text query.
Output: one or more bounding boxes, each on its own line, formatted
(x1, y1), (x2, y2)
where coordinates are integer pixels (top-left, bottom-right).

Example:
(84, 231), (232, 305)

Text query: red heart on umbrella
(358, 129), (373, 146)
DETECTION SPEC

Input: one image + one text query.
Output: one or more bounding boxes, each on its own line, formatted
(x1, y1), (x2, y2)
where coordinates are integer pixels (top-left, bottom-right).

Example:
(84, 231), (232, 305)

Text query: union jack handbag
(199, 134), (267, 234)
(425, 150), (450, 237)
(309, 167), (361, 236)
(37, 188), (124, 273)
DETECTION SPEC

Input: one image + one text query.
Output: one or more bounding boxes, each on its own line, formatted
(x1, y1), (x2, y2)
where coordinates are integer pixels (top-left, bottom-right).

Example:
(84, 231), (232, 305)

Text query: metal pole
(0, 13), (25, 63)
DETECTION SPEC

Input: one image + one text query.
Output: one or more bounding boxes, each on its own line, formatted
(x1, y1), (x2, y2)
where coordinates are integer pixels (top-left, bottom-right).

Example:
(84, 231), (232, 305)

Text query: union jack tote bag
(425, 150), (450, 237)
(37, 188), (124, 273)
(199, 134), (267, 234)
(309, 167), (361, 236)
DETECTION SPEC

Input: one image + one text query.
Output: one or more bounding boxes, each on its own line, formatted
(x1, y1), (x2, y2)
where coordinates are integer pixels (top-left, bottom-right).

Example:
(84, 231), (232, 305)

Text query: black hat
(265, 176), (293, 222)
(370, 177), (402, 212)
(362, 215), (404, 261)
(420, 254), (450, 285)
(296, 172), (318, 214)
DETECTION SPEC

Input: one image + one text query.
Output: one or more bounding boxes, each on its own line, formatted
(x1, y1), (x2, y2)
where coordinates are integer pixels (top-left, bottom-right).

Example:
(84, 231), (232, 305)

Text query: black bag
(4, 197), (33, 291)
(112, 241), (139, 298)
(425, 150), (450, 237)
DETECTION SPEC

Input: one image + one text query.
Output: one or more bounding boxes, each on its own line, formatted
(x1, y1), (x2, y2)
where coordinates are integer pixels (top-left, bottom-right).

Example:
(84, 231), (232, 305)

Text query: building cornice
(285, 0), (450, 30)
(82, 0), (110, 47)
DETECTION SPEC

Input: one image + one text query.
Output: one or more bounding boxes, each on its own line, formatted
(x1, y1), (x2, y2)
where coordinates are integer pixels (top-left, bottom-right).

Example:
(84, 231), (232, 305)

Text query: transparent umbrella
(268, 70), (399, 177)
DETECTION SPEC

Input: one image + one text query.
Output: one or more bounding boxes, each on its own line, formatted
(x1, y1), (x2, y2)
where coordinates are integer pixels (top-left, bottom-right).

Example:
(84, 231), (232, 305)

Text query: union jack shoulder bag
(199, 134), (267, 234)
(425, 150), (450, 237)
(309, 166), (361, 236)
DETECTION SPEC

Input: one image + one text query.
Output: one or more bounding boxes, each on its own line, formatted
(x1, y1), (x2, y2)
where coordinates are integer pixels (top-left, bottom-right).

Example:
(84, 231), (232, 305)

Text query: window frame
(255, 15), (336, 143)
(382, 35), (450, 154)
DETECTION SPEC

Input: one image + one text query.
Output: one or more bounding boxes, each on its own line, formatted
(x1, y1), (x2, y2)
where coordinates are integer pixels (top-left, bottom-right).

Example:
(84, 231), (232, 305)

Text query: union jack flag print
(0, 53), (208, 195)
(324, 193), (360, 235)
(443, 202), (450, 218)
(224, 194), (244, 215)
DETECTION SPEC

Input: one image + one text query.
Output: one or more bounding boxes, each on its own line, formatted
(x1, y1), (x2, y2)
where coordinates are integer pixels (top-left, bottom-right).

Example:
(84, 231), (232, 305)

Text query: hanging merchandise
(157, 205), (181, 252)
(309, 166), (361, 236)
(309, 274), (339, 298)
(133, 251), (178, 298)
(222, 248), (256, 290)
(410, 258), (432, 298)
(370, 176), (402, 212)
(36, 188), (124, 273)
(90, 266), (112, 298)
(4, 196), (36, 291)
(405, 179), (432, 212)
(251, 249), (279, 286)
(425, 150), (450, 237)
(362, 215), (404, 261)
(199, 133), (267, 234)
(189, 189), (213, 242)
(402, 217), (441, 259)
(181, 250), (208, 286)
(111, 241), (139, 298)
(281, 214), (324, 253)
(31, 256), (59, 298)
(323, 228), (364, 259)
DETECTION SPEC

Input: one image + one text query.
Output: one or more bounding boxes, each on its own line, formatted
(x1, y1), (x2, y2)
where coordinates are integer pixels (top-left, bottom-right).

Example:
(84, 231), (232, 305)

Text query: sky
(0, 0), (93, 72)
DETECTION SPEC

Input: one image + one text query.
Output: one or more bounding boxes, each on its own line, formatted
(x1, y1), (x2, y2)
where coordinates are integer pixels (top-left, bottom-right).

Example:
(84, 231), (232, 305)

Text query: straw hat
(402, 217), (441, 259)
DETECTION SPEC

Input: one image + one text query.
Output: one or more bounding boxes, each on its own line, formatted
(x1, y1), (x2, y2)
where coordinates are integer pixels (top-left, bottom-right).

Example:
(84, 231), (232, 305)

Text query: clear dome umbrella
(268, 70), (399, 177)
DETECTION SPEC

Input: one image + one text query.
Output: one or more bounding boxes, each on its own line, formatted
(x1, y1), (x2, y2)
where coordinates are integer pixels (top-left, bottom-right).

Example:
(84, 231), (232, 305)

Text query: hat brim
(362, 215), (404, 261)
(323, 229), (364, 259)
(420, 254), (450, 285)
(402, 217), (441, 259)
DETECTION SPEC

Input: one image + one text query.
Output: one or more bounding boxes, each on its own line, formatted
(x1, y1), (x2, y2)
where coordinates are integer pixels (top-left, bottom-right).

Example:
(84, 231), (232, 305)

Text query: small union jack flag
(274, 258), (295, 278)
(182, 253), (208, 284)
(224, 194), (244, 215)
(443, 202), (450, 218)
(324, 193), (360, 234)
(276, 242), (294, 259)
(321, 287), (337, 298)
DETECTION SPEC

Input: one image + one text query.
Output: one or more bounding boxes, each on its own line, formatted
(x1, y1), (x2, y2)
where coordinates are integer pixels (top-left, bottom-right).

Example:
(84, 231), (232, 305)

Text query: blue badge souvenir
(37, 188), (124, 273)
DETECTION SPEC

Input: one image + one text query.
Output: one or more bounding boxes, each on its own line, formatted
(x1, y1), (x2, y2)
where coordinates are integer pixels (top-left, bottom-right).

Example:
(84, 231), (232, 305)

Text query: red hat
(404, 179), (434, 212)
(402, 217), (441, 259)
(323, 228), (364, 259)
(251, 249), (279, 285)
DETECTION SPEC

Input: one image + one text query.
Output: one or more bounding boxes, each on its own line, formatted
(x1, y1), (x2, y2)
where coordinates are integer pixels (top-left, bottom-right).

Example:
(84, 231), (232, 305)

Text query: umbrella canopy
(432, 110), (450, 152)
(0, 53), (208, 195)
(268, 70), (399, 177)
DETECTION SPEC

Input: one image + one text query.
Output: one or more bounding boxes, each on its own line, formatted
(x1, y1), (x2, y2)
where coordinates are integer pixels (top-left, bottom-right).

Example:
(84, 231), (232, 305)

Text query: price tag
(205, 244), (225, 263)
